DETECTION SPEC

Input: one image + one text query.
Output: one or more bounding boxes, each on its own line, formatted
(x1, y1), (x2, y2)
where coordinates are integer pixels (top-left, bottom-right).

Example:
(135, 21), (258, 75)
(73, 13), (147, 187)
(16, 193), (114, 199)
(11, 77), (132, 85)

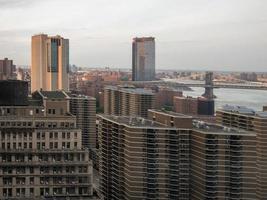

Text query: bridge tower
(202, 71), (215, 99)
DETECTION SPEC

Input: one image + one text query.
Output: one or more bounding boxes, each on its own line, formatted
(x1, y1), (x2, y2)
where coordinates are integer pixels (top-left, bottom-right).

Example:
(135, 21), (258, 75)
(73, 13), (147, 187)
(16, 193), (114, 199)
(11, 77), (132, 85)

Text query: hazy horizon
(0, 0), (267, 71)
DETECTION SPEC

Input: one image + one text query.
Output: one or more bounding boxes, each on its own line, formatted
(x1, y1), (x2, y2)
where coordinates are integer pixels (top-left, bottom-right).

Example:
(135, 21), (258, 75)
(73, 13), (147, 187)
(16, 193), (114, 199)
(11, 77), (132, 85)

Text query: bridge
(177, 83), (267, 90)
(117, 80), (267, 90)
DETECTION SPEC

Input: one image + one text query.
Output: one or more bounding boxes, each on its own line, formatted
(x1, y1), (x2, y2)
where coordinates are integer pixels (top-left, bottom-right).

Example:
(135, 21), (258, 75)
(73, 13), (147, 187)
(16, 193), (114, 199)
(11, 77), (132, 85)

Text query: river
(183, 87), (267, 111)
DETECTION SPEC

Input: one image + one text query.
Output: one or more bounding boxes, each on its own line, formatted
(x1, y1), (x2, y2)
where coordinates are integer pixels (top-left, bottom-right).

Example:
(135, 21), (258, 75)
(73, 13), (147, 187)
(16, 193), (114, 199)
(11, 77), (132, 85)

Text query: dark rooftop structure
(38, 90), (68, 99)
(0, 80), (28, 106)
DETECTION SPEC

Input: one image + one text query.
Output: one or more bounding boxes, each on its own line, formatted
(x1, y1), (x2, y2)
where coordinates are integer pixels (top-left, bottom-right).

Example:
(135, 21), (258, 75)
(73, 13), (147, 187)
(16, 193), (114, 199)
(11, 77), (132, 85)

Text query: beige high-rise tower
(31, 34), (69, 92)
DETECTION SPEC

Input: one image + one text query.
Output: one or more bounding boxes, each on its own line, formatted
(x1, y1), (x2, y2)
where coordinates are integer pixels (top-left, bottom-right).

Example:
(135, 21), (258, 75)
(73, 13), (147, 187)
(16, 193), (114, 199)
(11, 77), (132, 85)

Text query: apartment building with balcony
(104, 85), (155, 118)
(216, 105), (267, 199)
(97, 114), (190, 200)
(192, 121), (257, 199)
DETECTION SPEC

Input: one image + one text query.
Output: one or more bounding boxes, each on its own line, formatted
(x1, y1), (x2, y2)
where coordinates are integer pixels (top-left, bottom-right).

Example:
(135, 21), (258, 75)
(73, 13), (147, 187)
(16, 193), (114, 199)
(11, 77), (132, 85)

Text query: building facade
(31, 34), (69, 92)
(98, 114), (190, 200)
(173, 96), (199, 115)
(132, 37), (155, 81)
(0, 82), (93, 199)
(216, 105), (267, 199)
(0, 58), (16, 80)
(154, 87), (183, 110)
(173, 96), (214, 116)
(104, 85), (155, 118)
(69, 94), (96, 148)
(191, 121), (257, 199)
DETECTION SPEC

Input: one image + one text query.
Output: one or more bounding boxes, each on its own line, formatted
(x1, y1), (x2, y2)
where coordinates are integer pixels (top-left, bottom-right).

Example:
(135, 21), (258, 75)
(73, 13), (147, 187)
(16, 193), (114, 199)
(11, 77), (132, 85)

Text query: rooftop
(39, 91), (68, 99)
(219, 104), (267, 118)
(220, 104), (255, 115)
(133, 37), (155, 42)
(148, 109), (193, 118)
(105, 85), (154, 95)
(67, 93), (96, 100)
(193, 120), (255, 136)
(98, 115), (175, 129)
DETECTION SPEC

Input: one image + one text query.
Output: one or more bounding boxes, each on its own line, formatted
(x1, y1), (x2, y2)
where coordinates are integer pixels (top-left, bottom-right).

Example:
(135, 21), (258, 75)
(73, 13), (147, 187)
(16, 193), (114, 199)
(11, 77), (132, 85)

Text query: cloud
(0, 0), (35, 8)
(0, 0), (267, 71)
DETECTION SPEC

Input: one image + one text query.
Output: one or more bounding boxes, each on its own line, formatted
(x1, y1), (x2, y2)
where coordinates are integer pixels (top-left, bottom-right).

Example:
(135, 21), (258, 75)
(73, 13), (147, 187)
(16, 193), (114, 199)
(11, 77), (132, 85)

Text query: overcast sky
(0, 0), (266, 71)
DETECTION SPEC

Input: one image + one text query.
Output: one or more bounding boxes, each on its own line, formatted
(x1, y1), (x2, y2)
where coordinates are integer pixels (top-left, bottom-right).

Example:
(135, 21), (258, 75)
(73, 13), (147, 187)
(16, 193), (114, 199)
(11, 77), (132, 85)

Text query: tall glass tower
(132, 37), (155, 81)
(31, 34), (69, 92)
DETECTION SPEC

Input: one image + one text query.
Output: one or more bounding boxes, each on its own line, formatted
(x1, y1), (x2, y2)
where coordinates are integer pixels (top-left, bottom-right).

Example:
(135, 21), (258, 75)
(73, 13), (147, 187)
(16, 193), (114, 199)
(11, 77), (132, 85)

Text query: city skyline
(0, 0), (267, 71)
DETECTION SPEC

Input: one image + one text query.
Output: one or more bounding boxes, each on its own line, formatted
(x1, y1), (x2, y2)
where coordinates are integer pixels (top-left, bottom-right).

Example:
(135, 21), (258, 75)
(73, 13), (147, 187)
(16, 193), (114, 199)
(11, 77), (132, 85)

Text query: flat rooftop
(39, 91), (68, 99)
(105, 85), (154, 95)
(219, 104), (267, 118)
(148, 109), (192, 118)
(98, 115), (176, 129)
(193, 120), (255, 136)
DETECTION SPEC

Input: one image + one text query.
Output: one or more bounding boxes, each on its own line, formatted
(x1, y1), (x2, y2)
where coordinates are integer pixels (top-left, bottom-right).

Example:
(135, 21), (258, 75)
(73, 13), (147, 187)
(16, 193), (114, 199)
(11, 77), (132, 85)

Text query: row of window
(37, 131), (77, 139)
(1, 166), (88, 174)
(1, 131), (78, 141)
(2, 176), (89, 185)
(0, 141), (79, 150)
(2, 186), (90, 197)
(1, 153), (86, 162)
(0, 121), (75, 128)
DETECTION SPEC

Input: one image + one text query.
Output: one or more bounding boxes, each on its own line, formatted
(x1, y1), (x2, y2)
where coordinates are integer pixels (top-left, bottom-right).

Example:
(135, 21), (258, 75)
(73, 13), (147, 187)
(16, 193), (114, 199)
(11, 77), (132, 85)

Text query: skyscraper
(132, 37), (155, 81)
(31, 34), (69, 92)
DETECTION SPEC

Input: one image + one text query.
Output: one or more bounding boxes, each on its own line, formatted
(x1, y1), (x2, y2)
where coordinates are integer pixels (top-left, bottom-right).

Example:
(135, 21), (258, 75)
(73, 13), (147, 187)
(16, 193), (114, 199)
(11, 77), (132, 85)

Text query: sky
(0, 0), (267, 71)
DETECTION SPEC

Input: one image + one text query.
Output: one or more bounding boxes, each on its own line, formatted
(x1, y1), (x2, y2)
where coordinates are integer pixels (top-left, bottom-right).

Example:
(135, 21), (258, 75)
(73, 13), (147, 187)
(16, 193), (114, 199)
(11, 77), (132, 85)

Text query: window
(28, 155), (32, 161)
(54, 132), (58, 139)
(67, 132), (70, 139)
(29, 143), (32, 149)
(48, 109), (52, 114)
(54, 142), (58, 149)
(74, 142), (77, 148)
(30, 177), (34, 185)
(62, 142), (65, 149)
(24, 142), (27, 148)
(42, 132), (45, 140)
(37, 132), (41, 139)
(52, 109), (56, 114)
(62, 132), (65, 139)
(50, 142), (53, 149)
(36, 109), (39, 114)
(30, 188), (34, 196)
(49, 132), (53, 139)
(67, 142), (70, 149)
